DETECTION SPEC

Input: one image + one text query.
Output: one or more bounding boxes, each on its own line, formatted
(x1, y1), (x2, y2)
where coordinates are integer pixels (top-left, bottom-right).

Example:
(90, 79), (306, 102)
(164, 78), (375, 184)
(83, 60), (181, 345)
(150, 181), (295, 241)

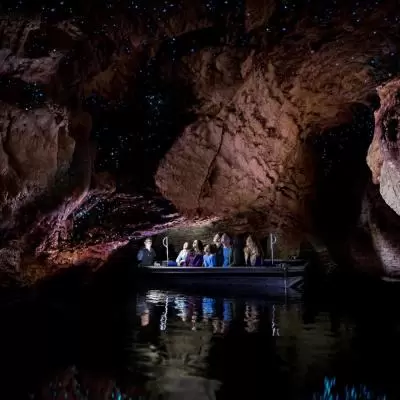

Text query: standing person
(213, 233), (224, 267)
(185, 240), (204, 267)
(176, 242), (190, 266)
(203, 244), (217, 267)
(137, 237), (157, 266)
(221, 233), (233, 267)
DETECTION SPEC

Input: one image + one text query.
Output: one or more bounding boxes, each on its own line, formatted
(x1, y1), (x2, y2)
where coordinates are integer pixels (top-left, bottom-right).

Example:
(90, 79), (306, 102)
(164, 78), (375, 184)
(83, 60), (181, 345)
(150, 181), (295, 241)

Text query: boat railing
(162, 236), (169, 265)
(270, 233), (277, 265)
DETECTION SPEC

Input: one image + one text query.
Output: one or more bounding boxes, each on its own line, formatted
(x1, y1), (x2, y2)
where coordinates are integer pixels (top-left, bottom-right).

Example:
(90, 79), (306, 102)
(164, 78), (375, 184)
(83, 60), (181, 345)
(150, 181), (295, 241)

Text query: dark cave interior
(310, 103), (376, 239)
(85, 64), (197, 190)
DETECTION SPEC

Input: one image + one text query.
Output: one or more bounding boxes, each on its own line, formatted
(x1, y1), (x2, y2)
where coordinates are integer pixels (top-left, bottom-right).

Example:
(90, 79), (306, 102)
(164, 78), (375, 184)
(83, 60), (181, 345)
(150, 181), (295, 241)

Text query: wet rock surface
(0, 0), (400, 284)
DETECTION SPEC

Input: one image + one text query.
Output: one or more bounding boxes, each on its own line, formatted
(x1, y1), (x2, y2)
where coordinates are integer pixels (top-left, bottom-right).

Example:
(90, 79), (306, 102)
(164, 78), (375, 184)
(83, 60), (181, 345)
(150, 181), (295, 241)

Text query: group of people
(137, 233), (262, 267)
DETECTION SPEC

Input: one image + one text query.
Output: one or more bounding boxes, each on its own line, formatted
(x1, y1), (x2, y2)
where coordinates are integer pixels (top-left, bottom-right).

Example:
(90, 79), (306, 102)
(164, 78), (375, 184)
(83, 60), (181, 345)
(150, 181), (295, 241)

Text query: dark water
(0, 276), (398, 399)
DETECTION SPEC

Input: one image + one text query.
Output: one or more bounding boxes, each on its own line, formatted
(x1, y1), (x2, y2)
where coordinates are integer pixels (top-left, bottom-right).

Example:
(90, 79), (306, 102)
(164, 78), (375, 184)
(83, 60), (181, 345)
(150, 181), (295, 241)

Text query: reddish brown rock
(0, 102), (74, 228)
(156, 67), (313, 234)
(2, 0), (400, 284)
(367, 79), (400, 216)
(349, 184), (400, 278)
(155, 7), (397, 234)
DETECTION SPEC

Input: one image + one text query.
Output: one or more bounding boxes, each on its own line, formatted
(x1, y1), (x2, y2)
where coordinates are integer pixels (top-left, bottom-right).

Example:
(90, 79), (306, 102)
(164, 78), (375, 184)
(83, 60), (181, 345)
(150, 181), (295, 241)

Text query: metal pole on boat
(162, 236), (169, 266)
(270, 233), (277, 265)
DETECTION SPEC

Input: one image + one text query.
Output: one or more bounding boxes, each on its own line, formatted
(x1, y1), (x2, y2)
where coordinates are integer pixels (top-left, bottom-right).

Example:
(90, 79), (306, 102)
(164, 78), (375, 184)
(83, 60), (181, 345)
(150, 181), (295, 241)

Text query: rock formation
(0, 0), (400, 284)
(368, 79), (400, 216)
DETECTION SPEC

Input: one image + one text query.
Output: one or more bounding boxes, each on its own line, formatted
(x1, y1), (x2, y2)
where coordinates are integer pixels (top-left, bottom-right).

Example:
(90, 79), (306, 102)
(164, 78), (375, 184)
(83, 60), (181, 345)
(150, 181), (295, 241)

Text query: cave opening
(84, 62), (197, 192)
(310, 103), (375, 242)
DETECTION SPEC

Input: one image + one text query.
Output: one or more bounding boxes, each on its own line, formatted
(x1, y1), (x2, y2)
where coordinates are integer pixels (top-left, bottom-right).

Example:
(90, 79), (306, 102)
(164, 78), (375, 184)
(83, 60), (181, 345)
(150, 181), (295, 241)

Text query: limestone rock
(367, 79), (400, 216)
(1, 0), (400, 283)
(0, 102), (74, 228)
(156, 67), (312, 233)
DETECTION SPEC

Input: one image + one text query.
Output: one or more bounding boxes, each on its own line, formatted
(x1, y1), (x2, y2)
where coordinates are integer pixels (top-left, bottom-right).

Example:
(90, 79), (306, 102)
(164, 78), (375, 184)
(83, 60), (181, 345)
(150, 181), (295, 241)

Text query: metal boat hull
(135, 264), (306, 297)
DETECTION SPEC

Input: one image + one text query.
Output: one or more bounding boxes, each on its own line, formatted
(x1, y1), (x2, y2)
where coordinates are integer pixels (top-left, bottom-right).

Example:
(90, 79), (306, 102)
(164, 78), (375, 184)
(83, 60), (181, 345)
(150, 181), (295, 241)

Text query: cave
(0, 0), (400, 286)
(4, 3), (400, 400)
(311, 104), (375, 234)
(309, 104), (376, 266)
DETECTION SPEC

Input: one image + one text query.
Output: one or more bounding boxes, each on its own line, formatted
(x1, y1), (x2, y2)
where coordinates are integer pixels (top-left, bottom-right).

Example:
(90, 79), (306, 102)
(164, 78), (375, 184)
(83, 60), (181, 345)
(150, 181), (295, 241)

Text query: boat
(262, 258), (305, 267)
(134, 236), (307, 297)
(161, 258), (305, 267)
(135, 261), (308, 298)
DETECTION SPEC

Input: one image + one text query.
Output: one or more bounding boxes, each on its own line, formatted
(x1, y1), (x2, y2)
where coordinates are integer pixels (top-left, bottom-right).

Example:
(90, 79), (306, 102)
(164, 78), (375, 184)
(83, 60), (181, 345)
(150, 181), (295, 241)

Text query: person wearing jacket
(203, 244), (217, 267)
(221, 233), (234, 267)
(185, 240), (204, 267)
(137, 237), (156, 266)
(176, 242), (190, 266)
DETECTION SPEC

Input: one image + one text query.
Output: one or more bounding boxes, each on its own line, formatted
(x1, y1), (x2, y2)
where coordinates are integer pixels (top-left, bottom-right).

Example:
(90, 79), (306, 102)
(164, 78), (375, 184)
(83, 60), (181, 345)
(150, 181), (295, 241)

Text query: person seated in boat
(221, 233), (233, 267)
(203, 244), (217, 267)
(213, 233), (224, 266)
(244, 235), (262, 266)
(176, 242), (190, 266)
(185, 240), (204, 267)
(137, 237), (157, 267)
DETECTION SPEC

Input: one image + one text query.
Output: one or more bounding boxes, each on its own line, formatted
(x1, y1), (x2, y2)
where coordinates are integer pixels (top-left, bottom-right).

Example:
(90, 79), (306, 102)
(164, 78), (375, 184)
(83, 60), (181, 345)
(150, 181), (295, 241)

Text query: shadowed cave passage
(0, 77), (46, 109)
(310, 103), (375, 243)
(84, 69), (196, 189)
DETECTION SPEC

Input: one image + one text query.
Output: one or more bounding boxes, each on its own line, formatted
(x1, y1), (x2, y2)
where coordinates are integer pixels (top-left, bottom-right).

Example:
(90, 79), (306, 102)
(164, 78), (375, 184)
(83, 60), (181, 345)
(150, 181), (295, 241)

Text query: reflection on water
(132, 290), (390, 400)
(0, 287), (395, 399)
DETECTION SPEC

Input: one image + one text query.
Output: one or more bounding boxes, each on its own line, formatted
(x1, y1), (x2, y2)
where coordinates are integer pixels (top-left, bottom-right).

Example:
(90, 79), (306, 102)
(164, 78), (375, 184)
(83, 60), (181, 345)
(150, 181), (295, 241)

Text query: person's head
(193, 239), (204, 253)
(221, 233), (231, 247)
(183, 242), (189, 250)
(144, 237), (152, 250)
(213, 233), (221, 247)
(141, 309), (150, 327)
(204, 244), (211, 254)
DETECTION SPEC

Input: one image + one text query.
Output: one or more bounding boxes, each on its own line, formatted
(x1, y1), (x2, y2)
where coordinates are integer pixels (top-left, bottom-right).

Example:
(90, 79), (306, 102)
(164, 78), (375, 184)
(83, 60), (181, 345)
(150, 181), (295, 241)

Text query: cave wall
(153, 0), (400, 276)
(1, 0), (400, 283)
(368, 79), (400, 216)
(0, 103), (73, 228)
(156, 0), (400, 239)
(356, 79), (400, 277)
(156, 65), (313, 235)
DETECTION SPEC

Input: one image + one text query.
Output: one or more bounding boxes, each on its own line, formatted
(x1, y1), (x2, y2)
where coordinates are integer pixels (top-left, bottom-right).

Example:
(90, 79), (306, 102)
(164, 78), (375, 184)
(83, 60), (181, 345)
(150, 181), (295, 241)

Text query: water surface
(0, 282), (397, 399)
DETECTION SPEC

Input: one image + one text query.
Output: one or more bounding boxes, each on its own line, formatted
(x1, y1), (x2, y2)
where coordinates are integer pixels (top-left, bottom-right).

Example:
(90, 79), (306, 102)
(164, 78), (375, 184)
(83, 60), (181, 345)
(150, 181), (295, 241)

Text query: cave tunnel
(310, 103), (376, 243)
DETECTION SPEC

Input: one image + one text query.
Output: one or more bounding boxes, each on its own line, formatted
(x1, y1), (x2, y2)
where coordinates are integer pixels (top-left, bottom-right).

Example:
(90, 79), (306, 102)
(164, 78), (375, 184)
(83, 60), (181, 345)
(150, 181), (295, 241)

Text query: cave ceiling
(1, 0), (400, 283)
